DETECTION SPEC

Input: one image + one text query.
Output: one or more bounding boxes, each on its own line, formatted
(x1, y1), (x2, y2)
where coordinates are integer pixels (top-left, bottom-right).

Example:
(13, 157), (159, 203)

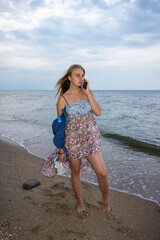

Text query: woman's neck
(68, 85), (82, 95)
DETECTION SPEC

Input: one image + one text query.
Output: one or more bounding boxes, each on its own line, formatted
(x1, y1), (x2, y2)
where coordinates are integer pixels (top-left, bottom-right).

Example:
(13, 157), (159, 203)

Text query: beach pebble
(23, 179), (40, 190)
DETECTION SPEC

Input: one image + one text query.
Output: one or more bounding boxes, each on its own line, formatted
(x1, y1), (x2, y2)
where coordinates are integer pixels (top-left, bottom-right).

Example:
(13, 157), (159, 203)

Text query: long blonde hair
(55, 64), (85, 97)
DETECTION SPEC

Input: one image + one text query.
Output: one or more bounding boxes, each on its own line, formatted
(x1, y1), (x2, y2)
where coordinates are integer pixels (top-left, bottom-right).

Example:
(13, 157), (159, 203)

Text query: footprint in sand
(43, 189), (65, 198)
(41, 196), (70, 216)
(50, 182), (73, 193)
(42, 182), (73, 199)
(41, 182), (73, 216)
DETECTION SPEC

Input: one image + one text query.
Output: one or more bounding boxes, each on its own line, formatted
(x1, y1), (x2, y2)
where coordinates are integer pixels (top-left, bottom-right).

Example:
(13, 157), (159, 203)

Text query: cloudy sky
(0, 0), (160, 90)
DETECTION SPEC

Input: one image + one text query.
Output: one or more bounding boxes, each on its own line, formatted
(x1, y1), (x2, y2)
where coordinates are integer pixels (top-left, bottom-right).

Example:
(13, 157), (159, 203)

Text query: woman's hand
(58, 152), (66, 163)
(82, 79), (101, 116)
(81, 78), (90, 96)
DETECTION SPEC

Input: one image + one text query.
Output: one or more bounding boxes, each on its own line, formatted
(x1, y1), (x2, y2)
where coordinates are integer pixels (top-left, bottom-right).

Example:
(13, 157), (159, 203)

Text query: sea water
(0, 90), (160, 205)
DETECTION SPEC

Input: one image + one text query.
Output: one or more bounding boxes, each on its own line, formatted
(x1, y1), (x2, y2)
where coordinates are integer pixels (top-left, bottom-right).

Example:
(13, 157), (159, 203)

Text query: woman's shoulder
(57, 95), (67, 113)
(57, 95), (64, 104)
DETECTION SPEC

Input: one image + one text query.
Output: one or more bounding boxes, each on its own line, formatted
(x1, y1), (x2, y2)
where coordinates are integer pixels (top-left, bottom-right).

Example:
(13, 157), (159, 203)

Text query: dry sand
(0, 137), (160, 240)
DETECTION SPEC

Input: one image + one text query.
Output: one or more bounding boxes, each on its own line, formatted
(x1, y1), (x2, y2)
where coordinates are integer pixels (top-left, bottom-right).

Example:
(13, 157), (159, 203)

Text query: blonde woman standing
(54, 64), (111, 215)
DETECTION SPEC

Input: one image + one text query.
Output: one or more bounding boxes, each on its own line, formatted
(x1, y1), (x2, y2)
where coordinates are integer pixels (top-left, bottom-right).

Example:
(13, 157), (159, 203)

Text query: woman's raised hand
(82, 78), (90, 96)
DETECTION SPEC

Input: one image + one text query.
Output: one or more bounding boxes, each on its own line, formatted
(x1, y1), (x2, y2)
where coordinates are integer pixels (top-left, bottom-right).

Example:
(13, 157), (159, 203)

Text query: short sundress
(41, 97), (102, 177)
(64, 98), (101, 160)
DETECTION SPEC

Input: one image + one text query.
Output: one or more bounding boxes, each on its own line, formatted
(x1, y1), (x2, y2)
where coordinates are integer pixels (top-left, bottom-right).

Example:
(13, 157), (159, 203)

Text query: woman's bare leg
(69, 158), (85, 213)
(87, 154), (111, 212)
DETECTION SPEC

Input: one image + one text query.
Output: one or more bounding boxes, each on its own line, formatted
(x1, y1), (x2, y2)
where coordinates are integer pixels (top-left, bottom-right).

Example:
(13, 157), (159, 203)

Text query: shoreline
(0, 137), (160, 240)
(0, 135), (159, 207)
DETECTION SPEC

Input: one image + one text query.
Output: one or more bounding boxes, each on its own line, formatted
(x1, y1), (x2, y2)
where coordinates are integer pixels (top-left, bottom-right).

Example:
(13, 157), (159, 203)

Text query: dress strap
(62, 95), (69, 105)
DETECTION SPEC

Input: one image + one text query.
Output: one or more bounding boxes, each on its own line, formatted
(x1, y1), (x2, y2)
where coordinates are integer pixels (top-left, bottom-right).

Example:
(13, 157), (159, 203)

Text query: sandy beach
(0, 137), (160, 240)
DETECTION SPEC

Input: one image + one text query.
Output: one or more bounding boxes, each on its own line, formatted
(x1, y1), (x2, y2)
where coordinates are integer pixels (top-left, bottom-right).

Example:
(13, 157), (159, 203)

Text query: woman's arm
(87, 90), (101, 116)
(82, 79), (101, 116)
(57, 96), (66, 116)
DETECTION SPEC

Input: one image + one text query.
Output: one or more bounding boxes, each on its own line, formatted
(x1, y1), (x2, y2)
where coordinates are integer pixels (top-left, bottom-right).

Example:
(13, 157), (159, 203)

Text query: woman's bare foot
(77, 203), (89, 218)
(77, 201), (86, 214)
(103, 203), (112, 213)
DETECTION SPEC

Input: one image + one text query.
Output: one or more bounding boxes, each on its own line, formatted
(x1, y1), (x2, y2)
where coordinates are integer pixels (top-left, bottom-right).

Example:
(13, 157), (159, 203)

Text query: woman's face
(68, 68), (85, 88)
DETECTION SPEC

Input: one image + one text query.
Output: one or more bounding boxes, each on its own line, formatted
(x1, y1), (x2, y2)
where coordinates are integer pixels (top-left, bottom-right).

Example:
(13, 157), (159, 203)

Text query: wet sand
(0, 137), (160, 240)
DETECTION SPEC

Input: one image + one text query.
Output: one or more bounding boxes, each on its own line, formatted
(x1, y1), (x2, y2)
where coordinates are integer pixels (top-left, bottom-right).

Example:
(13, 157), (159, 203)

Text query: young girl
(55, 64), (111, 215)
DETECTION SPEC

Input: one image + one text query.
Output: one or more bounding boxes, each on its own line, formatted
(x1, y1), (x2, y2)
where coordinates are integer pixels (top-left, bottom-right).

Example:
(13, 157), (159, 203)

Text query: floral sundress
(64, 99), (101, 160)
(41, 99), (101, 177)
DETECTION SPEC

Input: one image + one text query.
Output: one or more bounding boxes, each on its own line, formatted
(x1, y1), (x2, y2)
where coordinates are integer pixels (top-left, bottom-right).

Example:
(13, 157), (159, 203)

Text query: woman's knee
(97, 169), (107, 180)
(70, 159), (81, 177)
(71, 167), (80, 177)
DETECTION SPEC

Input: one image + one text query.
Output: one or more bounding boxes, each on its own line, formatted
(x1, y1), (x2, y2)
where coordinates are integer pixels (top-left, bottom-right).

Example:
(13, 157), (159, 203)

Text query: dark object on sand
(23, 179), (40, 190)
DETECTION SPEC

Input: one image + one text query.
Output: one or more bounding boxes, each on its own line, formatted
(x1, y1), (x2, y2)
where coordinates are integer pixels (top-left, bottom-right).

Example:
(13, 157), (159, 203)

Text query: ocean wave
(102, 133), (160, 157)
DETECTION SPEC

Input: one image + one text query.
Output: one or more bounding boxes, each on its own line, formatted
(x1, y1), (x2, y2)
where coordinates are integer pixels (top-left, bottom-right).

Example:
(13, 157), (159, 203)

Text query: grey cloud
(136, 0), (160, 13)
(1, 0), (159, 48)
(0, 0), (160, 84)
(29, 0), (45, 9)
